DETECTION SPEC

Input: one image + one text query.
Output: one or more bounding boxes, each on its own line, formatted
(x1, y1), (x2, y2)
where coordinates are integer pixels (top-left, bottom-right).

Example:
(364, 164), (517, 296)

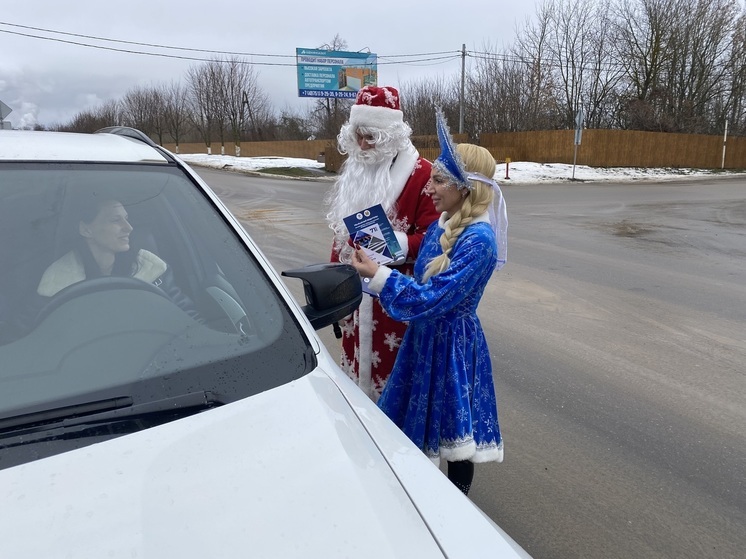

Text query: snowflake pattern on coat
(376, 219), (504, 464)
(333, 157), (438, 402)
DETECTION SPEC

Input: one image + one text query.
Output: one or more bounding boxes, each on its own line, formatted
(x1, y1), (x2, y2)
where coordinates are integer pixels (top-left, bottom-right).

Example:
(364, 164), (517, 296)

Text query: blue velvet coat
(376, 214), (504, 464)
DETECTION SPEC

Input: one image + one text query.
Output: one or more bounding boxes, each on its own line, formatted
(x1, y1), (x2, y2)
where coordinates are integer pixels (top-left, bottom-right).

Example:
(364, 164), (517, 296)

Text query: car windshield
(0, 162), (313, 428)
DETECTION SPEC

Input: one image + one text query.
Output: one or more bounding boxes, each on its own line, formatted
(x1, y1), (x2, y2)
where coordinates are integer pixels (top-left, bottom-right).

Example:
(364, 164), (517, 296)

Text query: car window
(0, 162), (314, 455)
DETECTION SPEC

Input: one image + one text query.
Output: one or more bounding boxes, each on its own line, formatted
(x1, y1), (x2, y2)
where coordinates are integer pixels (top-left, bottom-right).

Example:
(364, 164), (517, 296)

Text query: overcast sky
(0, 0), (539, 129)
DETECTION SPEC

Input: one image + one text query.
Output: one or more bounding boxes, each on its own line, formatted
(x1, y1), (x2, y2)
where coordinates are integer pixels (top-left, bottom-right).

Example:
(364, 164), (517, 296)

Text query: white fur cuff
(368, 265), (392, 294)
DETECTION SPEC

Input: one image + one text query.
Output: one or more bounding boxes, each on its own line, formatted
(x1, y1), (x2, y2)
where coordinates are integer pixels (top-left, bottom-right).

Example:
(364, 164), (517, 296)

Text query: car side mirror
(282, 263), (362, 331)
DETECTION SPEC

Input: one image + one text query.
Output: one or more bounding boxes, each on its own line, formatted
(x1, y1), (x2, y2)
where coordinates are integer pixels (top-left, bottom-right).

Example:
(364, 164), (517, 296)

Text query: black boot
(447, 460), (474, 496)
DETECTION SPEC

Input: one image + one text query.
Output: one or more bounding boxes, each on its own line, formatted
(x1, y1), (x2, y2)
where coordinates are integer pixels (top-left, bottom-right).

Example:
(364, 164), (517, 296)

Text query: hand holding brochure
(343, 204), (403, 296)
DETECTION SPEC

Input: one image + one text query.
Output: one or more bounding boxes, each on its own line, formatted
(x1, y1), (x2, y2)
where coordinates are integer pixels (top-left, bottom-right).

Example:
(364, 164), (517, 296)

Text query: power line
(0, 28), (296, 65)
(468, 49), (631, 73)
(0, 20), (294, 59)
(0, 20), (462, 68)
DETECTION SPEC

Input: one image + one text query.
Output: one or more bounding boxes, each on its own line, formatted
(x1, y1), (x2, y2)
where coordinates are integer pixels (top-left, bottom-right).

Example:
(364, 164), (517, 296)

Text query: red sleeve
(397, 158), (439, 262)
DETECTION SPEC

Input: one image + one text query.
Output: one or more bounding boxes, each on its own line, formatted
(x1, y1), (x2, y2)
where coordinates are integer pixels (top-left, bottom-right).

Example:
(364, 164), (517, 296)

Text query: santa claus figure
(325, 85), (439, 402)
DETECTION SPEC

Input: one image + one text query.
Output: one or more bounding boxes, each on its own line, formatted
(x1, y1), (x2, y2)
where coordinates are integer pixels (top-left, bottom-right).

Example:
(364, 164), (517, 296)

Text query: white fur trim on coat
(368, 266), (392, 294)
(388, 143), (419, 201)
(357, 295), (375, 400)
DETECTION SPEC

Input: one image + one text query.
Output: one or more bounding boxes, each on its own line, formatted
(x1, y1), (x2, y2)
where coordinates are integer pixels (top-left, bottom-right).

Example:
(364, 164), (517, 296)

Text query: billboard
(296, 48), (378, 99)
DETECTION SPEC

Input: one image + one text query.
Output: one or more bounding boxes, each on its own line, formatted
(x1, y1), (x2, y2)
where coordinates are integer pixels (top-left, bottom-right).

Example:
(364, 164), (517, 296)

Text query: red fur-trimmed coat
(331, 154), (439, 402)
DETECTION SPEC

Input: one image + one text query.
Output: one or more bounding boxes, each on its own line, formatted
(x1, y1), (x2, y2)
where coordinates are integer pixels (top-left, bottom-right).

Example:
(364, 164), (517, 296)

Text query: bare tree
(466, 47), (540, 135)
(581, 0), (625, 128)
(609, 0), (740, 132)
(512, 5), (564, 130)
(121, 86), (158, 136)
(161, 81), (190, 153)
(54, 99), (122, 133)
(665, 0), (738, 133)
(273, 105), (315, 140)
(187, 62), (218, 153)
(148, 87), (169, 145)
(544, 0), (589, 127)
(611, 0), (679, 130)
(222, 61), (255, 153)
(400, 76), (459, 136)
(238, 62), (273, 143)
(724, 14), (746, 135)
(207, 61), (229, 154)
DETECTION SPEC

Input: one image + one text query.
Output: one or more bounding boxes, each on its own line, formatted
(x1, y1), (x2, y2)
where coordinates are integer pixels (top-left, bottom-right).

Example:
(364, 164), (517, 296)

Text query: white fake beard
(326, 144), (401, 263)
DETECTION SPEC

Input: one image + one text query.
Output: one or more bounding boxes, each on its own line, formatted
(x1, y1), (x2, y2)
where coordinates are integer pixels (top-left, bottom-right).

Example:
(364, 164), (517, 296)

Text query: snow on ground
(179, 153), (741, 184)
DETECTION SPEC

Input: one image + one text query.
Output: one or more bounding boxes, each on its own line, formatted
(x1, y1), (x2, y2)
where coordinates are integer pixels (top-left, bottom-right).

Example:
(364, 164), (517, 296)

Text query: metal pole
(572, 144), (578, 180)
(721, 119), (729, 169)
(459, 44), (466, 134)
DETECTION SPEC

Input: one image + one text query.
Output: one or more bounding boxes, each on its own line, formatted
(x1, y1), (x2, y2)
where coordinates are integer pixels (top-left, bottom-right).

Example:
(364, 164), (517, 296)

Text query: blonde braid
(422, 144), (496, 282)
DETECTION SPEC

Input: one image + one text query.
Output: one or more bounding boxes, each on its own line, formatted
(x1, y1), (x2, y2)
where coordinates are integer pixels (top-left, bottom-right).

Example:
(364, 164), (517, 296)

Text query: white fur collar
(37, 249), (167, 297)
(388, 142), (420, 200)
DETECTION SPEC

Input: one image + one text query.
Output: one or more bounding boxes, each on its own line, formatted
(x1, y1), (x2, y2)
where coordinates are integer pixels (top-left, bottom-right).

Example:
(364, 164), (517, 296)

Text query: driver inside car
(35, 197), (201, 322)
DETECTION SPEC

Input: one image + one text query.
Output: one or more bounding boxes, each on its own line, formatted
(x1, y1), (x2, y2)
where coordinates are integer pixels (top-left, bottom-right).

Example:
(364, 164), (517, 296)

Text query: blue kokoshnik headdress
(432, 107), (508, 269)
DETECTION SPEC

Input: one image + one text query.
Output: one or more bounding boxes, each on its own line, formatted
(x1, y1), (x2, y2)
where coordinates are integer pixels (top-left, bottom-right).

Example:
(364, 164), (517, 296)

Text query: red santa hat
(349, 86), (403, 129)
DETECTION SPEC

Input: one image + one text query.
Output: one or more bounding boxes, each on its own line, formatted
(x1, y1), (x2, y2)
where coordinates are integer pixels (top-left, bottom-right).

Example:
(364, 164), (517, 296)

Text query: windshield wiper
(0, 391), (225, 444)
(0, 396), (134, 432)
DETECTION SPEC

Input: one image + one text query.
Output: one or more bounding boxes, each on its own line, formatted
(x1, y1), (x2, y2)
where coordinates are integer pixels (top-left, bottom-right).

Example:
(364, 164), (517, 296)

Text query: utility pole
(459, 44), (466, 134)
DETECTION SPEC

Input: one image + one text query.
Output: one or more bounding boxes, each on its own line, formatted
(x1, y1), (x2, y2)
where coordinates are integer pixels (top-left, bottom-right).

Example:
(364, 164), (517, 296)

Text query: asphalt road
(196, 167), (746, 559)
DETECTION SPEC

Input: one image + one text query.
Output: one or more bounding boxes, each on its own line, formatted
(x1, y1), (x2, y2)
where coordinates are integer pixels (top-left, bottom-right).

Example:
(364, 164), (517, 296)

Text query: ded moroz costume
(328, 86), (439, 402)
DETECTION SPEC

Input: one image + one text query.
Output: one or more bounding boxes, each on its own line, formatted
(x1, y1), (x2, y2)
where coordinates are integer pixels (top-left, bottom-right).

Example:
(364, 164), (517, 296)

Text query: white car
(0, 128), (530, 558)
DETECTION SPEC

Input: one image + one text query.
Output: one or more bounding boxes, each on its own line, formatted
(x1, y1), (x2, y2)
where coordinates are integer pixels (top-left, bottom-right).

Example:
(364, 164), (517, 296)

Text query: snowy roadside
(179, 153), (744, 185)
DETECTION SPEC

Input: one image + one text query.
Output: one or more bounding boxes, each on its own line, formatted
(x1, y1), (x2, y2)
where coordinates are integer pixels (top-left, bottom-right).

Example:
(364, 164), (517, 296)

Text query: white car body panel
(0, 364), (443, 558)
(327, 367), (532, 558)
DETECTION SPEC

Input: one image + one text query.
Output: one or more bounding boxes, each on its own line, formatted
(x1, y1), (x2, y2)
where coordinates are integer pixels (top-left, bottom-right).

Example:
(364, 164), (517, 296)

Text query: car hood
(0, 366), (446, 558)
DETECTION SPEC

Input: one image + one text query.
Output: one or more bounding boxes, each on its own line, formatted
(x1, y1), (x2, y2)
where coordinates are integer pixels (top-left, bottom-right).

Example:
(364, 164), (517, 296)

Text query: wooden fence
(162, 129), (746, 172)
(480, 129), (745, 169)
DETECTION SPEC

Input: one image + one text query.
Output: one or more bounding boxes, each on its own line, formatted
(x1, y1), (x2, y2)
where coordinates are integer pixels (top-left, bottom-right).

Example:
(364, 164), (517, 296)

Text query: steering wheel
(36, 276), (171, 324)
(204, 285), (254, 336)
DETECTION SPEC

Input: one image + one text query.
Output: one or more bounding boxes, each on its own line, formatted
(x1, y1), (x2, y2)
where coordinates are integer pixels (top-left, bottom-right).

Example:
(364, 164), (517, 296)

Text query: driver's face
(80, 201), (133, 254)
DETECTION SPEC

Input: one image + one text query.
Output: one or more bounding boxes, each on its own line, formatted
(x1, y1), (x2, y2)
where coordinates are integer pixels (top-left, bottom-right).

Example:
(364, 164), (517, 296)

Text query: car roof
(0, 129), (169, 163)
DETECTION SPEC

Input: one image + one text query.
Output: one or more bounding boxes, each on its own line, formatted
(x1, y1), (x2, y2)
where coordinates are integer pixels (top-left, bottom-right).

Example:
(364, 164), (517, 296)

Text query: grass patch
(256, 167), (321, 177)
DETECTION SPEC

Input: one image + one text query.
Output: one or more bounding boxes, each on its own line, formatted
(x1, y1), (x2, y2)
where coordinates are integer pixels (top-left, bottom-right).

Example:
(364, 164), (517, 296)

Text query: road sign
(574, 107), (584, 146)
(0, 100), (12, 120)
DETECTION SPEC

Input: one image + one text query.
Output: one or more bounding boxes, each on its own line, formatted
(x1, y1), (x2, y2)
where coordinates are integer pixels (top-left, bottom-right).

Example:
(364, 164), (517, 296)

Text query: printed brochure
(343, 204), (403, 296)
